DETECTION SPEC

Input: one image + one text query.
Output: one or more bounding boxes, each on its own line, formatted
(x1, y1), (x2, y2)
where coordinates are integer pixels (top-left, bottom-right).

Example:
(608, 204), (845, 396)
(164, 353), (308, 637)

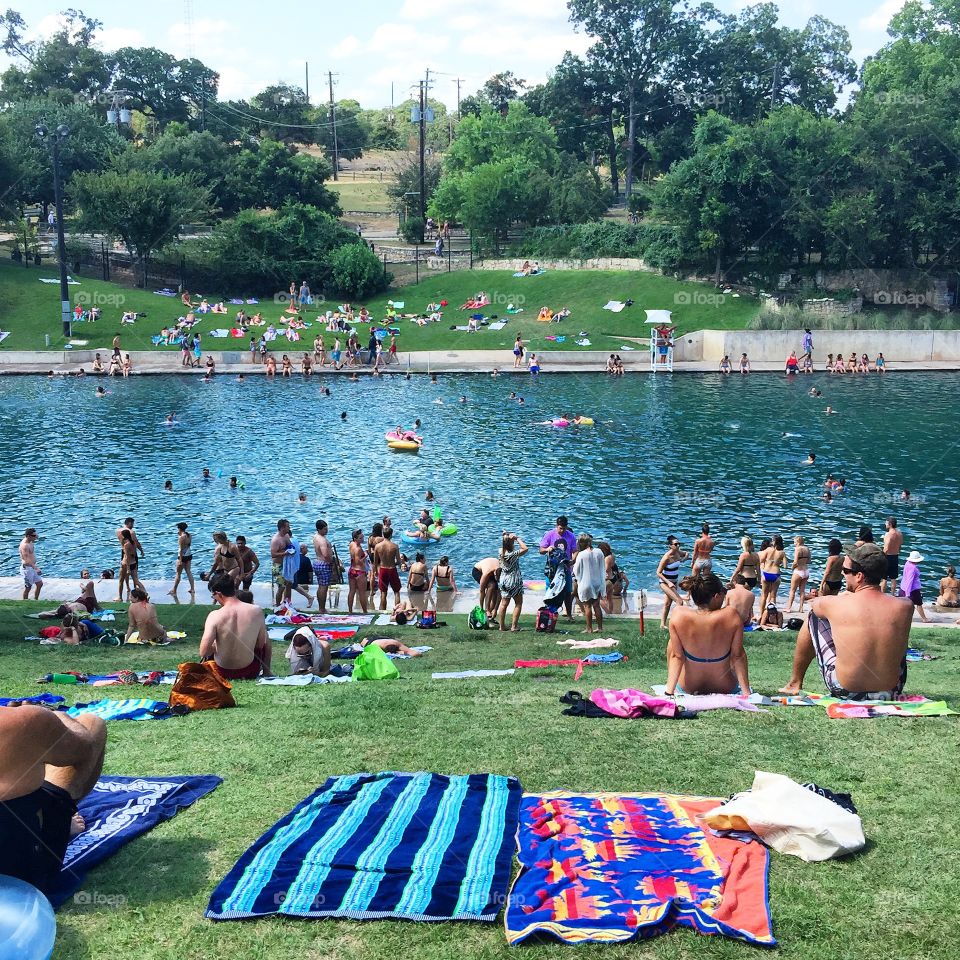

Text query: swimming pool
(1, 371), (957, 588)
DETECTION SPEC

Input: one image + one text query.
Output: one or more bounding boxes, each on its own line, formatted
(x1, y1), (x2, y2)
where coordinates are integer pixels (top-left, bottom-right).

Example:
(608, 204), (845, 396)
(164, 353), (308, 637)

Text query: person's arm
(249, 550), (260, 575)
(32, 708), (105, 768)
(516, 537), (529, 558)
(135, 532), (145, 557)
(664, 622), (685, 696)
(450, 569), (458, 593)
(254, 616), (268, 656)
(730, 622), (750, 694)
(732, 552), (745, 579)
(124, 606), (136, 640)
(199, 615), (217, 660)
(427, 566), (438, 592)
(538, 533), (550, 555)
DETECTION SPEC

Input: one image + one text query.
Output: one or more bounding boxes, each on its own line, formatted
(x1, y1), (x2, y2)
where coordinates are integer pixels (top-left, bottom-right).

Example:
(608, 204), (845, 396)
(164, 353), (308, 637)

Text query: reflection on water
(0, 371), (957, 586)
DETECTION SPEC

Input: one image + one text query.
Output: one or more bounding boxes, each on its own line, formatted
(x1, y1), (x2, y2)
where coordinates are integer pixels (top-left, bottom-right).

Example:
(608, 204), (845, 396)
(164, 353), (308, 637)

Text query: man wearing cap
(882, 517), (903, 594)
(540, 515), (577, 621)
(779, 543), (912, 700)
(900, 550), (930, 622)
(19, 528), (43, 599)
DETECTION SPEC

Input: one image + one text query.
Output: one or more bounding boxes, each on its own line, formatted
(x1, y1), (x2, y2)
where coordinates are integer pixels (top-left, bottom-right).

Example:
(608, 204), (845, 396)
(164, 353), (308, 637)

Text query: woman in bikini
(429, 556), (457, 594)
(596, 541), (628, 613)
(690, 523), (715, 574)
(117, 529), (143, 601)
(210, 532), (242, 586)
(347, 528), (369, 613)
(513, 334), (525, 368)
(169, 522), (194, 596)
(406, 552), (428, 603)
(732, 536), (760, 590)
(281, 354), (293, 377)
(664, 572), (751, 696)
(820, 538), (844, 595)
(785, 535), (811, 612)
(758, 534), (786, 609)
(656, 536), (687, 628)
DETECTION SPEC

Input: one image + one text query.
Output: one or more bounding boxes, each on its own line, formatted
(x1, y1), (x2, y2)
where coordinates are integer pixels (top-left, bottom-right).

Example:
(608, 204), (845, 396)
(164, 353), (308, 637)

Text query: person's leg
(170, 559), (182, 595)
(779, 617), (819, 694)
(317, 583), (328, 613)
(347, 576), (356, 613)
(185, 561), (195, 594)
(511, 595), (523, 631)
(379, 575), (388, 610)
(43, 714), (107, 803)
(497, 597), (509, 631)
(357, 579), (368, 613)
(582, 597), (593, 633)
(785, 576), (796, 612)
(593, 598), (603, 633)
(660, 594), (672, 628)
(257, 640), (273, 677)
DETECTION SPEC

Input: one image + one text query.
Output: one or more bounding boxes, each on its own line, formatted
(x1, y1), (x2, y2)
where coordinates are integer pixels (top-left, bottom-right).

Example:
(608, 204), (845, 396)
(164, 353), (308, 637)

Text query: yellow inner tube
(388, 439), (421, 451)
(577, 417), (594, 425)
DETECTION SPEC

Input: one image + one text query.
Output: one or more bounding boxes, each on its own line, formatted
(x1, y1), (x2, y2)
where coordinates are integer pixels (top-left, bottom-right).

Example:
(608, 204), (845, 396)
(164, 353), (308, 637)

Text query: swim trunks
(909, 589), (923, 606)
(472, 565), (483, 584)
(21, 565), (42, 587)
(271, 561), (289, 586)
(214, 658), (262, 681)
(312, 560), (332, 586)
(0, 782), (76, 896)
(692, 557), (712, 573)
(807, 612), (906, 700)
(377, 567), (401, 593)
(885, 554), (900, 580)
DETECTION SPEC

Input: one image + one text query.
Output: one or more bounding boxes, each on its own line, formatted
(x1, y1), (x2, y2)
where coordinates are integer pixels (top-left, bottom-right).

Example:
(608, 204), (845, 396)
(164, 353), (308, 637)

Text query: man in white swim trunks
(19, 528), (43, 599)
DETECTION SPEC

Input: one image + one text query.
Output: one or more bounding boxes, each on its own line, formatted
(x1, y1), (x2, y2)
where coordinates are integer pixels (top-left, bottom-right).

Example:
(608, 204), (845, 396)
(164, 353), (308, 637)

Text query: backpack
(786, 617), (804, 630)
(353, 642), (400, 681)
(168, 661), (236, 711)
(468, 605), (488, 630)
(536, 606), (558, 633)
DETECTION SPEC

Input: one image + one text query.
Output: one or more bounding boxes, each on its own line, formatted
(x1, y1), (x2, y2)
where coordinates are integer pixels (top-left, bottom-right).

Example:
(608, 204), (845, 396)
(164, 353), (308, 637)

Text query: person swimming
(163, 480), (173, 492)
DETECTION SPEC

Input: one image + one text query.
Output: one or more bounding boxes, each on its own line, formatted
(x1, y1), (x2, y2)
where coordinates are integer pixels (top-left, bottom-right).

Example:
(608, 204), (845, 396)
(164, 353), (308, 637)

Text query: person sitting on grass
(200, 572), (271, 680)
(125, 588), (171, 644)
(38, 581), (102, 619)
(287, 626), (332, 676)
(779, 543), (912, 700)
(665, 572), (751, 696)
(0, 705), (106, 898)
(937, 565), (960, 608)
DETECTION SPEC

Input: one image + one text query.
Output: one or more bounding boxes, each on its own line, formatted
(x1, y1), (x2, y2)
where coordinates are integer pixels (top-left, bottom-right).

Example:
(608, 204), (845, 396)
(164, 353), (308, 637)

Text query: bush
(398, 216), (425, 244)
(328, 243), (390, 300)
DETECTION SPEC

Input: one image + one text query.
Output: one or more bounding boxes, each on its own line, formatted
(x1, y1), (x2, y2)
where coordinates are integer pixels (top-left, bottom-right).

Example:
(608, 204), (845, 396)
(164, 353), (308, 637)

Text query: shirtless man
(882, 517), (904, 594)
(200, 572), (271, 679)
(170, 522), (195, 596)
(0, 706), (106, 896)
(19, 527), (43, 599)
(236, 535), (260, 591)
(665, 573), (750, 696)
(779, 543), (912, 699)
(690, 523), (715, 574)
(725, 575), (755, 626)
(472, 556), (501, 617)
(312, 520), (334, 613)
(270, 518), (293, 606)
(347, 528), (369, 613)
(125, 588), (170, 643)
(374, 530), (402, 610)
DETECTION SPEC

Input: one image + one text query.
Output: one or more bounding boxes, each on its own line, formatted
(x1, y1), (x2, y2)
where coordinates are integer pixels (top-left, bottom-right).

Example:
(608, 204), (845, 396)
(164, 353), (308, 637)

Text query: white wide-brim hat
(907, 550), (924, 563)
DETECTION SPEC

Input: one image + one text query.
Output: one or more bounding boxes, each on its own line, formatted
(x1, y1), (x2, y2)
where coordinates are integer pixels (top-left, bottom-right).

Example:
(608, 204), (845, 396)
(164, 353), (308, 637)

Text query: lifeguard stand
(646, 309), (674, 372)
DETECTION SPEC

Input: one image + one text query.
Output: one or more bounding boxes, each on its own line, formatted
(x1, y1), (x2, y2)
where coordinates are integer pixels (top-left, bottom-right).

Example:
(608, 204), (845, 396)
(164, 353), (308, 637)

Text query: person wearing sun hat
(900, 550), (930, 622)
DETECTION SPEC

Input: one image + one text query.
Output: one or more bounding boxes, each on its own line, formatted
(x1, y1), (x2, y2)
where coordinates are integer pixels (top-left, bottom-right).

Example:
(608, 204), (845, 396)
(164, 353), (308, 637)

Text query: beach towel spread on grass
(0, 692), (66, 707)
(505, 791), (775, 947)
(47, 775), (222, 909)
(206, 771), (522, 922)
(827, 699), (957, 719)
(64, 698), (186, 721)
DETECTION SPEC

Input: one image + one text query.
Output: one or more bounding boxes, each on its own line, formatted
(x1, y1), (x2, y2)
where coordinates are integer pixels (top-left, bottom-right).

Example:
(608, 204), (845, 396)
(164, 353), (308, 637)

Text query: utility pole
(328, 71), (339, 181)
(770, 61), (780, 111)
(418, 77), (427, 224)
(454, 77), (463, 119)
(305, 62), (310, 104)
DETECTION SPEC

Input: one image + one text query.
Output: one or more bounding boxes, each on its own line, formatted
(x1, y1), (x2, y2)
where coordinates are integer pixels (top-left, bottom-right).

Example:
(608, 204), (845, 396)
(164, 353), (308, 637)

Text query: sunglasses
(841, 566), (860, 576)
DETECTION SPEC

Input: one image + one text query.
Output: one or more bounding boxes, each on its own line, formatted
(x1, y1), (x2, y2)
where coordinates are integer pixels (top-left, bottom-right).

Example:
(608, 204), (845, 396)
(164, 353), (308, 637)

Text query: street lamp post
(35, 123), (72, 339)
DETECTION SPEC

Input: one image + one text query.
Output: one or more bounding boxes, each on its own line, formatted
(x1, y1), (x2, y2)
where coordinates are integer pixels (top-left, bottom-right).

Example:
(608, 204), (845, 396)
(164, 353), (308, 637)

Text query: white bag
(702, 770), (865, 862)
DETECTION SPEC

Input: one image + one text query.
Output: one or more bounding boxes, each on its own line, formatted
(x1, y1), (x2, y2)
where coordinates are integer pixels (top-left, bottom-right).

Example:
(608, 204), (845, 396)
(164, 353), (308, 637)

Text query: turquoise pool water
(1, 371), (957, 587)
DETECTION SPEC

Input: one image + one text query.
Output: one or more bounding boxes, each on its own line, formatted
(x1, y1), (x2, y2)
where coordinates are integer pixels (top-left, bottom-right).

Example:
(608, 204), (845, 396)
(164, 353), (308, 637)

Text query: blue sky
(8, 0), (908, 108)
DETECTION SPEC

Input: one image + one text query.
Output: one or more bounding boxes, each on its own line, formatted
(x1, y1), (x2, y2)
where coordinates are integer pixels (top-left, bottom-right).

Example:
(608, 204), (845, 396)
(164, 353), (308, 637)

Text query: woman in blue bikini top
(665, 572), (752, 697)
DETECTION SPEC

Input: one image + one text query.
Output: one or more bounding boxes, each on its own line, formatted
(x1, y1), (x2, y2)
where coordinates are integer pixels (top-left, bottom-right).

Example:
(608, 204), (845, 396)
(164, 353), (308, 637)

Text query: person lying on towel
(287, 626), (332, 676)
(779, 543), (911, 700)
(665, 572), (751, 696)
(0, 703), (106, 896)
(200, 572), (272, 679)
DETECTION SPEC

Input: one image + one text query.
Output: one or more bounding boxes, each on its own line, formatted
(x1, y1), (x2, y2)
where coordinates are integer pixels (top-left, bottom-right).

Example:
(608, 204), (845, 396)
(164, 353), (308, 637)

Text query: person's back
(200, 573), (268, 675)
(725, 580), (755, 625)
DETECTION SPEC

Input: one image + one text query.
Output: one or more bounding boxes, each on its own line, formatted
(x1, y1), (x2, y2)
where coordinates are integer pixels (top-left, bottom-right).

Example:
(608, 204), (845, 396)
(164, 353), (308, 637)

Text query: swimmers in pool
(163, 480), (174, 492)
(164, 413), (178, 426)
(229, 476), (239, 489)
(803, 452), (816, 465)
(95, 386), (107, 397)
(297, 492), (307, 503)
(825, 406), (837, 415)
(202, 468), (212, 481)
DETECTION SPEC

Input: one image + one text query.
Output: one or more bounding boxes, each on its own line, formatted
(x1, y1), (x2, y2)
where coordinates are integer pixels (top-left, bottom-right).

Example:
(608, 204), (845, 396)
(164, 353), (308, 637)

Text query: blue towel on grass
(65, 698), (182, 721)
(581, 652), (625, 665)
(206, 771), (521, 922)
(47, 775), (222, 908)
(0, 692), (66, 707)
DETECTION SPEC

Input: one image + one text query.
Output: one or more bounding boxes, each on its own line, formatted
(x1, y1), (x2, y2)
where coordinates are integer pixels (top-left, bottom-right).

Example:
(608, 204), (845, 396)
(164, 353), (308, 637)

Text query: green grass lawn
(0, 258), (760, 354)
(1, 599), (957, 960)
(327, 179), (394, 213)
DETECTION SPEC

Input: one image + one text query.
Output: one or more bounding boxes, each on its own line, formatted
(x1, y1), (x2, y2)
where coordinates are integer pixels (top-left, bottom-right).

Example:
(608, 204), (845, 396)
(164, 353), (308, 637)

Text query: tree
(459, 71), (527, 116)
(107, 47), (218, 130)
(365, 109), (404, 150)
(0, 120), (24, 217)
(249, 83), (312, 139)
(311, 99), (368, 161)
(328, 243), (387, 299)
(0, 8), (109, 104)
(4, 99), (123, 209)
(568, 0), (714, 199)
(70, 169), (211, 285)
(386, 154), (443, 215)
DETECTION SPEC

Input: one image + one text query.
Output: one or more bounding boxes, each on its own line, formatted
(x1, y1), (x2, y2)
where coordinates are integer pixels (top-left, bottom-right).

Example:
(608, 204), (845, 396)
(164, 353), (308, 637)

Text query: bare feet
(778, 683), (802, 695)
(167, 589), (177, 596)
(70, 813), (86, 838)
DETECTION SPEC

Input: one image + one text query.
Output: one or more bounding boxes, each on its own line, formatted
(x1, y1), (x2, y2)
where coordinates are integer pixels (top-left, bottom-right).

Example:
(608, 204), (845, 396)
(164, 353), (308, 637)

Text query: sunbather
(125, 588), (171, 644)
(361, 636), (422, 656)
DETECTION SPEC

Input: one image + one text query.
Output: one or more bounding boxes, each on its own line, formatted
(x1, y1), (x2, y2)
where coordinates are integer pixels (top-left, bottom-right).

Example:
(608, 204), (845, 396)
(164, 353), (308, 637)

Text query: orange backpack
(168, 661), (236, 711)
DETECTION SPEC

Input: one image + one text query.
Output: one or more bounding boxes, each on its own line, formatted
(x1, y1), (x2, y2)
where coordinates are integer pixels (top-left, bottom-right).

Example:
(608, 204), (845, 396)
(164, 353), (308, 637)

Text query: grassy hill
(0, 258), (759, 353)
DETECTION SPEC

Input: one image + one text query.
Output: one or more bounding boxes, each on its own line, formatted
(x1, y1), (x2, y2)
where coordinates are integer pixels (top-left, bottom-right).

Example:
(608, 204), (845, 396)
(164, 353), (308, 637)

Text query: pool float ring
(385, 430), (422, 443)
(551, 418), (570, 427)
(432, 506), (443, 522)
(575, 417), (594, 425)
(388, 439), (421, 452)
(439, 524), (458, 536)
(401, 532), (438, 545)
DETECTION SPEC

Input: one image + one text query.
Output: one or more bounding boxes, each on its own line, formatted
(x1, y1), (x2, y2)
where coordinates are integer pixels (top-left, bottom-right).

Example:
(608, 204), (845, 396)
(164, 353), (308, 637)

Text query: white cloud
(96, 27), (148, 52)
(331, 35), (360, 58)
(859, 0), (906, 33)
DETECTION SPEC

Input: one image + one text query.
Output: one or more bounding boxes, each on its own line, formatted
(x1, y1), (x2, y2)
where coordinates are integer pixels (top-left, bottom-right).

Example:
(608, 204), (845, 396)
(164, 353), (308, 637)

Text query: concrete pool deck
(3, 577), (957, 628)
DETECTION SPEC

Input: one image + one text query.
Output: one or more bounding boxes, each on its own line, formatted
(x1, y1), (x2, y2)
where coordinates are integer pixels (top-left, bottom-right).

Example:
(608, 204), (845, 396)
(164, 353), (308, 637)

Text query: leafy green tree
(311, 98), (368, 161)
(0, 8), (109, 104)
(250, 83), (311, 137)
(328, 243), (387, 299)
(386, 154), (443, 215)
(70, 168), (211, 285)
(107, 47), (218, 130)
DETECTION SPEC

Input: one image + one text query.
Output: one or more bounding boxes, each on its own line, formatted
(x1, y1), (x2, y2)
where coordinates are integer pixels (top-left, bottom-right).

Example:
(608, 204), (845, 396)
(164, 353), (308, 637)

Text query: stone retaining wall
(475, 257), (652, 272)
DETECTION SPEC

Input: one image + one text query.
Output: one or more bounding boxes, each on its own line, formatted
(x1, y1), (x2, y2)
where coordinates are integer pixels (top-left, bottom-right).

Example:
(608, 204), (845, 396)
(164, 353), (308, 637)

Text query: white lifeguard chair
(646, 309), (674, 371)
